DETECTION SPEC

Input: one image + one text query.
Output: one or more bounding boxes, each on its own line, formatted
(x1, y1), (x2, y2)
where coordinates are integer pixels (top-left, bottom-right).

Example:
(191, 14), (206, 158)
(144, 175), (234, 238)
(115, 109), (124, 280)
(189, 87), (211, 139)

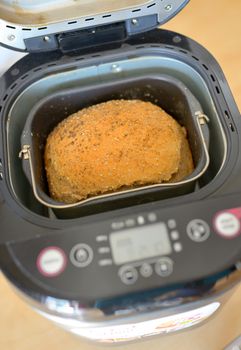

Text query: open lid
(0, 0), (189, 52)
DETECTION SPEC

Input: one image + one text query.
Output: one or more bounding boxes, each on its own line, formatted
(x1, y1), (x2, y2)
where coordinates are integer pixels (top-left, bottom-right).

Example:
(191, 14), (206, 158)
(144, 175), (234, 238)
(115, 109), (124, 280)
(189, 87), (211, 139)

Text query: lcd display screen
(110, 223), (172, 265)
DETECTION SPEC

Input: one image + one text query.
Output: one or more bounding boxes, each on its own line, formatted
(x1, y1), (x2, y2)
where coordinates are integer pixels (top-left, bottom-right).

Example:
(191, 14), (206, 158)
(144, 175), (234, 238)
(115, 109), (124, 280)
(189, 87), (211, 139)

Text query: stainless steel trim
(19, 113), (210, 209)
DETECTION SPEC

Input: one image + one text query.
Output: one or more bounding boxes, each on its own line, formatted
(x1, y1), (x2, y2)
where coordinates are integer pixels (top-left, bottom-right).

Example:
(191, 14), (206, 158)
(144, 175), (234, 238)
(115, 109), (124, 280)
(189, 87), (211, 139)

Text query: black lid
(0, 0), (189, 52)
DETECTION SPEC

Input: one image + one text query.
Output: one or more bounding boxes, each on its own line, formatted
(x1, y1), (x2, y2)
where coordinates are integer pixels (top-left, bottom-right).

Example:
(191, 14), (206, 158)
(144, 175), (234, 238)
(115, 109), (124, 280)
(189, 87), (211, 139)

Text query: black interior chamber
(20, 74), (209, 218)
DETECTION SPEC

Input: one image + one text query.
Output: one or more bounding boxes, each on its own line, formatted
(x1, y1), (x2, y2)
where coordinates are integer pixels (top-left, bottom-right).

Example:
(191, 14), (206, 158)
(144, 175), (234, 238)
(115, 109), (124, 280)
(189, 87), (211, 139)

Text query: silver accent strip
(19, 113), (210, 209)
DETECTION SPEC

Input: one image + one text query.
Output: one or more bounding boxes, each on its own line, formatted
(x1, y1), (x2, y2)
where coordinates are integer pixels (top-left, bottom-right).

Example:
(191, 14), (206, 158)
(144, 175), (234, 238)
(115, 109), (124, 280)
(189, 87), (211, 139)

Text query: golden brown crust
(44, 100), (193, 204)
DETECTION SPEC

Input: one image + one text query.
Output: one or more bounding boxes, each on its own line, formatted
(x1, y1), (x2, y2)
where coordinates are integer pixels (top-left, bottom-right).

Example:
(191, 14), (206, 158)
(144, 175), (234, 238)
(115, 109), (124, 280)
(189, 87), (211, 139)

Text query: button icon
(140, 263), (153, 278)
(214, 212), (241, 239)
(119, 266), (138, 285)
(171, 230), (180, 241)
(148, 213), (157, 222)
(187, 219), (210, 242)
(173, 242), (183, 252)
(155, 258), (173, 277)
(36, 246), (67, 277)
(70, 244), (93, 268)
(168, 219), (177, 230)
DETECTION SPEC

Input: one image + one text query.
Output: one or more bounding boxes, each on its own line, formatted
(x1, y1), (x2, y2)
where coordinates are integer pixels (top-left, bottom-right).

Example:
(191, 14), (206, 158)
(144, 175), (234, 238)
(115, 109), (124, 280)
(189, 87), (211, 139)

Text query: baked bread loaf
(44, 100), (194, 204)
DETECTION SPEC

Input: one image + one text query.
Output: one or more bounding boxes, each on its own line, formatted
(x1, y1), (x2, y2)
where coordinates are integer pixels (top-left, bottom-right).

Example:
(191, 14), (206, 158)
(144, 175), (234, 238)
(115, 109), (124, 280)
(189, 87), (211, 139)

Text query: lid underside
(0, 0), (189, 51)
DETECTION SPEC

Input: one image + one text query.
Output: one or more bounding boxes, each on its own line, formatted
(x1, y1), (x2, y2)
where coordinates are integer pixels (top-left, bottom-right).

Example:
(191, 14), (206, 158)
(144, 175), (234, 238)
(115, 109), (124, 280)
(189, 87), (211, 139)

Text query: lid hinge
(24, 22), (127, 54)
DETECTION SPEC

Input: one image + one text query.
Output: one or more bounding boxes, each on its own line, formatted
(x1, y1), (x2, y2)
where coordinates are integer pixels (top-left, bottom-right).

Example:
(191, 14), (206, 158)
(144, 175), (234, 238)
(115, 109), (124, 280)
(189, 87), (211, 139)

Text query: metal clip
(19, 145), (30, 160)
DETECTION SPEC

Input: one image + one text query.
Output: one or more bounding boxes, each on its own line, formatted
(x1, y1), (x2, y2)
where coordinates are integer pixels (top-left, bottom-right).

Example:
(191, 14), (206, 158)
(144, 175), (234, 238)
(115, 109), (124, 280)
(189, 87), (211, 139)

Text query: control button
(187, 219), (210, 242)
(168, 219), (177, 230)
(125, 218), (136, 227)
(111, 222), (125, 230)
(173, 242), (183, 252)
(98, 247), (111, 254)
(155, 258), (173, 277)
(171, 230), (180, 241)
(98, 259), (113, 266)
(214, 212), (241, 238)
(140, 263), (153, 278)
(148, 213), (157, 222)
(37, 246), (67, 277)
(137, 216), (145, 225)
(70, 244), (93, 268)
(96, 235), (108, 242)
(119, 266), (138, 285)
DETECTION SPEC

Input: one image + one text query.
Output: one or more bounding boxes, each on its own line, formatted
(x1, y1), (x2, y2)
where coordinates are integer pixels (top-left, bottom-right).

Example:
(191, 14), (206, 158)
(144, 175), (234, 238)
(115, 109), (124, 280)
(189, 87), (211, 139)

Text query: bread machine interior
(0, 0), (241, 344)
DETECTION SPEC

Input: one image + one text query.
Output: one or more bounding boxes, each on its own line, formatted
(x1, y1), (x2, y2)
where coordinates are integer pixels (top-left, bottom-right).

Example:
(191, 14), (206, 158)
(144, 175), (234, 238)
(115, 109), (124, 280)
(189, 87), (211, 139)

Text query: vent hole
(22, 28), (31, 31)
(33, 67), (42, 72)
(21, 74), (28, 80)
(85, 18), (94, 21)
(68, 21), (77, 25)
(150, 44), (160, 48)
(75, 57), (85, 61)
(3, 94), (8, 101)
(136, 45), (145, 49)
(92, 54), (101, 58)
(6, 25), (16, 29)
(102, 14), (111, 18)
(225, 110), (231, 119)
(179, 49), (187, 54)
(202, 64), (209, 70)
(147, 3), (156, 8)
(10, 83), (17, 90)
(215, 86), (220, 94)
(192, 56), (199, 61)
(132, 8), (141, 12)
(0, 106), (2, 112)
(47, 63), (57, 67)
(210, 74), (216, 82)
(165, 45), (174, 50)
(229, 123), (235, 132)
(38, 27), (47, 30)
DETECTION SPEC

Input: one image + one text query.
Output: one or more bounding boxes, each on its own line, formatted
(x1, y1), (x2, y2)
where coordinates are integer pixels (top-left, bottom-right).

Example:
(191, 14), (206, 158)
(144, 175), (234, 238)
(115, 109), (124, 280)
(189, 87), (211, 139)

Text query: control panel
(8, 194), (241, 301)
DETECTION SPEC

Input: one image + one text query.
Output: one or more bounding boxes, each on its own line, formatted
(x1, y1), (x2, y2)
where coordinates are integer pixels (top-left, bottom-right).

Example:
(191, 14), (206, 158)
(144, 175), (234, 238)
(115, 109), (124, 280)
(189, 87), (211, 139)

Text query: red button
(214, 209), (241, 239)
(36, 246), (67, 277)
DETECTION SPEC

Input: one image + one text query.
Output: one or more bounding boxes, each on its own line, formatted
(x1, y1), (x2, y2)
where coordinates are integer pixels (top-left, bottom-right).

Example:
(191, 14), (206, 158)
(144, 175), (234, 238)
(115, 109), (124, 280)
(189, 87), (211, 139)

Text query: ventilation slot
(229, 123), (235, 132)
(3, 95), (8, 101)
(132, 9), (141, 12)
(210, 74), (216, 82)
(102, 14), (111, 18)
(202, 64), (209, 71)
(85, 18), (94, 22)
(147, 3), (156, 8)
(22, 28), (32, 31)
(75, 57), (85, 61)
(192, 56), (199, 61)
(38, 27), (47, 30)
(6, 25), (16, 29)
(68, 21), (77, 25)
(179, 49), (187, 54)
(225, 110), (230, 119)
(21, 74), (28, 80)
(215, 86), (220, 94)
(47, 63), (57, 67)
(10, 83), (17, 90)
(0, 106), (2, 113)
(33, 67), (42, 72)
(165, 45), (174, 50)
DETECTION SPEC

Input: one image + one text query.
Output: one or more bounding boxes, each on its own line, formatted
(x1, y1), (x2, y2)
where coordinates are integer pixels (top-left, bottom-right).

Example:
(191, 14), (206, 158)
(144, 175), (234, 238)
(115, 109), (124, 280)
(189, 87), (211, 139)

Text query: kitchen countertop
(0, 0), (241, 349)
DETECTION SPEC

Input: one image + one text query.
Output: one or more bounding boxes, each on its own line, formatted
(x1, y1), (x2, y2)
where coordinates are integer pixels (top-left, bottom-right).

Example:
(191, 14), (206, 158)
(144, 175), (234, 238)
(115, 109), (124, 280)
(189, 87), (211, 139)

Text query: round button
(155, 257), (173, 277)
(187, 219), (210, 242)
(140, 263), (153, 278)
(36, 246), (67, 277)
(119, 266), (138, 285)
(214, 212), (241, 238)
(70, 244), (93, 268)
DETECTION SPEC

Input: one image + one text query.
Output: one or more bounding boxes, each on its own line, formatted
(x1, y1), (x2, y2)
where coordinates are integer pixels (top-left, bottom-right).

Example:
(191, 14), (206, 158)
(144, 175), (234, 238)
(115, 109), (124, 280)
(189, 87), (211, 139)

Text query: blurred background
(0, 0), (241, 349)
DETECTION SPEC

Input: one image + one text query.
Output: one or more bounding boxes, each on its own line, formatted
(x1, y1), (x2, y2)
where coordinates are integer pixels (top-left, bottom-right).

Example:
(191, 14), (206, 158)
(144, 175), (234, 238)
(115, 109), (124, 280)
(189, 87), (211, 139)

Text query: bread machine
(0, 0), (241, 344)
